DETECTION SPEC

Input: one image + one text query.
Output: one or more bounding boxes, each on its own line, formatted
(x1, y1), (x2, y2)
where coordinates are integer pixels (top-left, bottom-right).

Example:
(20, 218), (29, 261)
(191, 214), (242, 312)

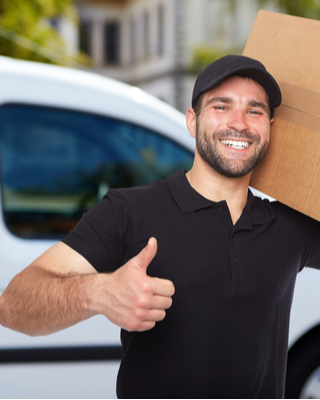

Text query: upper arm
(29, 241), (97, 276)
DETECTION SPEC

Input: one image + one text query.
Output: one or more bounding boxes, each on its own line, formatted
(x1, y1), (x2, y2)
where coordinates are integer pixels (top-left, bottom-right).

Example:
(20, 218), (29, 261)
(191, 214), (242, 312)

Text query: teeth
(220, 140), (250, 149)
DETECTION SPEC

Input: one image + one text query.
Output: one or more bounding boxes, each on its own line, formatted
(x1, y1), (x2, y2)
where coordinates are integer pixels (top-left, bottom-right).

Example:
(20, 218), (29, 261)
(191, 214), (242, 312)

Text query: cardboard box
(243, 10), (320, 221)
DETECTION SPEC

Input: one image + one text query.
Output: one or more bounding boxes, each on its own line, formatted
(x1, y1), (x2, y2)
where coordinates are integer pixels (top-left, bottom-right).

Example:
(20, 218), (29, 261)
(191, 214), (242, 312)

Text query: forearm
(0, 266), (100, 336)
(0, 238), (175, 335)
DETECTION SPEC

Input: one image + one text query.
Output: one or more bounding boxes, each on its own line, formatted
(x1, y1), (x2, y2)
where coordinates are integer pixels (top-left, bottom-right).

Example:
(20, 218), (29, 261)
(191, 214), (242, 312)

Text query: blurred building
(74, 0), (277, 113)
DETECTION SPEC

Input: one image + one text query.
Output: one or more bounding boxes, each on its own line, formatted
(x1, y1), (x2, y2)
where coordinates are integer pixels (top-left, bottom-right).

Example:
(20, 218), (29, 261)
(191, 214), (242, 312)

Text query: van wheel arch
(286, 324), (320, 398)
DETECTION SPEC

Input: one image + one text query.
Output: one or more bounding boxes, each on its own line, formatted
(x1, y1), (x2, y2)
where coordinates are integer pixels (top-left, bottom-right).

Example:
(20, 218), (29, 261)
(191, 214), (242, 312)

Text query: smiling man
(2, 55), (320, 399)
(185, 57), (278, 224)
(192, 77), (270, 177)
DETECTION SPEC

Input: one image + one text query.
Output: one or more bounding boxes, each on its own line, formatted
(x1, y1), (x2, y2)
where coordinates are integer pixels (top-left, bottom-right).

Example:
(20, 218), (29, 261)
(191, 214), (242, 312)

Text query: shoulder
(271, 201), (317, 225)
(100, 173), (177, 214)
(104, 178), (167, 209)
(253, 195), (320, 233)
(250, 190), (306, 221)
(108, 179), (163, 200)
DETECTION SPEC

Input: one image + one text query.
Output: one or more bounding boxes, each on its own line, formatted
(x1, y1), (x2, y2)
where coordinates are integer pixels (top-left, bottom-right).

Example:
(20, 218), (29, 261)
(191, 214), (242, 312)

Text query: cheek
(200, 116), (224, 134)
(262, 127), (271, 143)
(253, 121), (271, 143)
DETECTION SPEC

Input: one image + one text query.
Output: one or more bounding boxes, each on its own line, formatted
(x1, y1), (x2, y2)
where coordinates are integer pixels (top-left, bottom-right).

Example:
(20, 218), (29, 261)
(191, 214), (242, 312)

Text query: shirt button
(235, 257), (240, 264)
(217, 207), (224, 214)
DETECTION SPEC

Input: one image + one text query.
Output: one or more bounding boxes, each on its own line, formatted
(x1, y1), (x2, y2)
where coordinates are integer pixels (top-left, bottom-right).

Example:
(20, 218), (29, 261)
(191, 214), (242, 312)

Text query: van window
(0, 104), (193, 239)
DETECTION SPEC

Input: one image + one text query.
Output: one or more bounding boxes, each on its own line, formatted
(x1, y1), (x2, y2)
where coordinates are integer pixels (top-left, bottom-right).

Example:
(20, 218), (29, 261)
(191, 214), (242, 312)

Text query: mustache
(213, 130), (259, 142)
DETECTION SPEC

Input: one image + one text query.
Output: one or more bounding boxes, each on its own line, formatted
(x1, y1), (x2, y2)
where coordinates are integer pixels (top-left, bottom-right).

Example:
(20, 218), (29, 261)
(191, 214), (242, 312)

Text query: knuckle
(136, 295), (150, 309)
(136, 321), (155, 332)
(127, 317), (141, 332)
(133, 305), (148, 321)
(139, 280), (152, 293)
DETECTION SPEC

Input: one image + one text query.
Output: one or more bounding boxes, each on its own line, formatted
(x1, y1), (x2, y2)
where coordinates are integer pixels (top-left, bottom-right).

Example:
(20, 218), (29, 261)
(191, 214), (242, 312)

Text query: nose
(227, 108), (250, 132)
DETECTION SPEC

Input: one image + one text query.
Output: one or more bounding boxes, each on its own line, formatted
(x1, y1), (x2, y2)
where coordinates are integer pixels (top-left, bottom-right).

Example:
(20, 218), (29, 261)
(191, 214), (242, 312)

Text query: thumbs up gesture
(101, 238), (175, 332)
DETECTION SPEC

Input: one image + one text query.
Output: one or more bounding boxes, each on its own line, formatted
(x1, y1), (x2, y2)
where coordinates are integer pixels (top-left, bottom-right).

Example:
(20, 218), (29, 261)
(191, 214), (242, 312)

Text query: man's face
(193, 76), (272, 178)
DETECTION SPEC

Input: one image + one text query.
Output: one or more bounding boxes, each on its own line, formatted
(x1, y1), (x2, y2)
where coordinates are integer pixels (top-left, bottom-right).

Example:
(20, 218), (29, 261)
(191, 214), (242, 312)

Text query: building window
(130, 18), (136, 64)
(104, 21), (120, 65)
(49, 18), (59, 30)
(143, 11), (149, 60)
(79, 20), (92, 56)
(157, 5), (164, 55)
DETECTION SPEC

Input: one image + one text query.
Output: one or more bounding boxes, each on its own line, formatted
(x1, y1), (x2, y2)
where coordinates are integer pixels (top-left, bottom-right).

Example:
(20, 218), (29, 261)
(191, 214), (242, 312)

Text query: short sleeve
(61, 189), (133, 273)
(300, 212), (320, 271)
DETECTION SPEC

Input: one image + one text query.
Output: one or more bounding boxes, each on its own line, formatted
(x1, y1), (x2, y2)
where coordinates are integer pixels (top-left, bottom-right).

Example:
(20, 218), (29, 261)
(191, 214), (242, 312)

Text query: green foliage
(191, 0), (320, 74)
(191, 46), (241, 74)
(261, 0), (320, 19)
(0, 0), (90, 66)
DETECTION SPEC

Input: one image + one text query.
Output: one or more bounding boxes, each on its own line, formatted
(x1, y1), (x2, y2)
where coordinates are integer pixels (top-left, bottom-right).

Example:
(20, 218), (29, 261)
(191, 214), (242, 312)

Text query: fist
(103, 238), (175, 332)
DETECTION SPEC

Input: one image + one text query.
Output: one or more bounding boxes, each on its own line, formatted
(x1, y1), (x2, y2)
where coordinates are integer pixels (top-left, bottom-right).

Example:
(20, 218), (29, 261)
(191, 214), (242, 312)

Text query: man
(1, 55), (320, 398)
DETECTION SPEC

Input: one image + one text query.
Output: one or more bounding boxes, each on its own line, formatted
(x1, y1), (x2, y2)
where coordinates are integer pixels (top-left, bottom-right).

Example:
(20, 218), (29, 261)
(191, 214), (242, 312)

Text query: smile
(220, 140), (251, 150)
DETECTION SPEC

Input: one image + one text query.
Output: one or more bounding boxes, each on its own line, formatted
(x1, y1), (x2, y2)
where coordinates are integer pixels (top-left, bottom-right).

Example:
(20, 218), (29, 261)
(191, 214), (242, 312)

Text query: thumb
(135, 237), (157, 272)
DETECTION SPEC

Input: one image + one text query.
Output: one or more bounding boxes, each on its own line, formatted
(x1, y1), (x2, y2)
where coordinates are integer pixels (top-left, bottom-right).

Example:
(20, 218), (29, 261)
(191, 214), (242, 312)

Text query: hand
(102, 237), (175, 332)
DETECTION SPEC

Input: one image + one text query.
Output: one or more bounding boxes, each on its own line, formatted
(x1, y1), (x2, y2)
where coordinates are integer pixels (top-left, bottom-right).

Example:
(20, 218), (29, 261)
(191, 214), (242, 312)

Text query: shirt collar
(236, 189), (276, 231)
(167, 169), (215, 213)
(167, 169), (276, 227)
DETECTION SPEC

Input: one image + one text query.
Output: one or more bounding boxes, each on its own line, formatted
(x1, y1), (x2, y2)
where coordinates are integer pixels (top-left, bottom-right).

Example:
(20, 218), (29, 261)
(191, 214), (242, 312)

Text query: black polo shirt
(62, 169), (320, 399)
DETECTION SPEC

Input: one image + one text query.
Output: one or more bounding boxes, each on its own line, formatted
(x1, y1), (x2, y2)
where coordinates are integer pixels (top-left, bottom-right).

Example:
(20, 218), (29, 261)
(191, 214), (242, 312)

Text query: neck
(186, 154), (251, 224)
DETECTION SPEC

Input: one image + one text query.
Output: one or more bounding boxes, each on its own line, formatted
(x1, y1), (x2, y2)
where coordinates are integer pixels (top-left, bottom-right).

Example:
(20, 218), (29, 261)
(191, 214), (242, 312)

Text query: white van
(0, 57), (319, 399)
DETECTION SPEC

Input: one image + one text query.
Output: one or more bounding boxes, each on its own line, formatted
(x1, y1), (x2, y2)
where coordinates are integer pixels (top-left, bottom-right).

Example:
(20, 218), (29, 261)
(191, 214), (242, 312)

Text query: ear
(186, 107), (197, 138)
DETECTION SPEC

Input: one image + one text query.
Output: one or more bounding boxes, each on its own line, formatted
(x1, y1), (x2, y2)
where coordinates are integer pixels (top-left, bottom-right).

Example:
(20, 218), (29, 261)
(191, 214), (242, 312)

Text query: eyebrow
(248, 100), (269, 113)
(205, 96), (232, 106)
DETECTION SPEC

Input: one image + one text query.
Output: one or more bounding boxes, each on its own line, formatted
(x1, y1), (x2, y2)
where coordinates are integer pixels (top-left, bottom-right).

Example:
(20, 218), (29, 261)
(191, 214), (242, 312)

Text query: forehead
(204, 75), (269, 104)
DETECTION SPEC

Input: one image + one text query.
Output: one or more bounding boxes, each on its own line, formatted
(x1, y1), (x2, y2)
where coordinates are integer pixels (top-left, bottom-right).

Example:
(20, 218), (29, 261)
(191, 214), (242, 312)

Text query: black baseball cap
(192, 55), (282, 110)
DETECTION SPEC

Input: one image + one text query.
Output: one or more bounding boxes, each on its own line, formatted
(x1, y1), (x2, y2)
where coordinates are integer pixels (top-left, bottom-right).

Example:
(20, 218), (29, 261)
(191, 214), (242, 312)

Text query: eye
(248, 109), (262, 115)
(214, 105), (228, 111)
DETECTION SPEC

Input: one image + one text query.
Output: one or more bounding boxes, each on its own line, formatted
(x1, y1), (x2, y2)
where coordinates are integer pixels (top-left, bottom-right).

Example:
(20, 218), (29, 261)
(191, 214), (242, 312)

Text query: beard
(196, 121), (269, 178)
